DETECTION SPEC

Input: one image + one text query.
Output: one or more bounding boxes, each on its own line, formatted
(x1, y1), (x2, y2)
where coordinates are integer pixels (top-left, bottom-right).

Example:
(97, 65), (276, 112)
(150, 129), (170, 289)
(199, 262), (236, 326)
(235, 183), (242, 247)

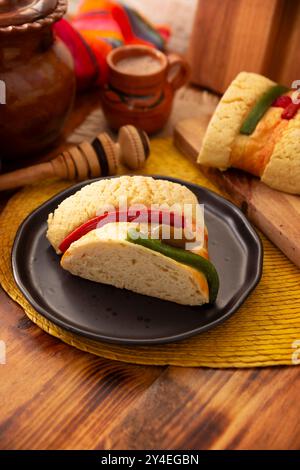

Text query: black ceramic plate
(12, 176), (263, 345)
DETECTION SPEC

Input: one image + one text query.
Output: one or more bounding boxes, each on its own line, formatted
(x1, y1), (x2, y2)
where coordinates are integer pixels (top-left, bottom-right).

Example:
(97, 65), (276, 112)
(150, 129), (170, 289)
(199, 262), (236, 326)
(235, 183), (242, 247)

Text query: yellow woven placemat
(1, 138), (300, 367)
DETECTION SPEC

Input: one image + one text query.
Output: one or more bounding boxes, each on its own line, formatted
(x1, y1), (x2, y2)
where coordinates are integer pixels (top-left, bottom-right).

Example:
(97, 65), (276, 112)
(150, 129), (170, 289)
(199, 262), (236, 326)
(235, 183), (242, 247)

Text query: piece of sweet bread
(198, 72), (300, 194)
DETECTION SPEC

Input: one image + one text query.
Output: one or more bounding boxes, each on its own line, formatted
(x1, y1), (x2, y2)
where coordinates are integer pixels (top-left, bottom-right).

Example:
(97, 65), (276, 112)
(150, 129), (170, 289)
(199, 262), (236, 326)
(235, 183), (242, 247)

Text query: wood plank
(268, 1), (300, 88)
(1, 285), (300, 450)
(174, 118), (300, 268)
(188, 0), (300, 94)
(96, 366), (300, 450)
(0, 291), (163, 450)
(188, 0), (282, 93)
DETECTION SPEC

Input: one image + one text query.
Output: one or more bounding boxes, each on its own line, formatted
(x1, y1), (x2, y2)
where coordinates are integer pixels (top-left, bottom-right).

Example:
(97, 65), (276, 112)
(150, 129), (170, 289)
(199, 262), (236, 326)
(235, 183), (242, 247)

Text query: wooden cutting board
(174, 117), (300, 269)
(188, 0), (300, 93)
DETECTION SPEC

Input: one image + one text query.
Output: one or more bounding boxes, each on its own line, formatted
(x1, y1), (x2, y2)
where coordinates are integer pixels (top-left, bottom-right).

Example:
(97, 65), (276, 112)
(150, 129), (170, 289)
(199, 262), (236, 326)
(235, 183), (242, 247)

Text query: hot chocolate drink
(116, 55), (161, 75)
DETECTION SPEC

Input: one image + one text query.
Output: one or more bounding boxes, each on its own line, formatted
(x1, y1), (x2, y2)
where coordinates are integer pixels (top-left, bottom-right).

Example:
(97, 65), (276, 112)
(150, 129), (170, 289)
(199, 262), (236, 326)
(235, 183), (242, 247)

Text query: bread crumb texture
(262, 112), (300, 194)
(47, 176), (198, 253)
(61, 224), (209, 306)
(198, 72), (275, 169)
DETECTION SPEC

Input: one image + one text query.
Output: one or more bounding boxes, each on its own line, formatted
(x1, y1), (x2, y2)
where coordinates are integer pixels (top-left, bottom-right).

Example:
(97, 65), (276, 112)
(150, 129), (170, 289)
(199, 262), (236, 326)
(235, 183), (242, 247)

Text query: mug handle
(167, 53), (190, 91)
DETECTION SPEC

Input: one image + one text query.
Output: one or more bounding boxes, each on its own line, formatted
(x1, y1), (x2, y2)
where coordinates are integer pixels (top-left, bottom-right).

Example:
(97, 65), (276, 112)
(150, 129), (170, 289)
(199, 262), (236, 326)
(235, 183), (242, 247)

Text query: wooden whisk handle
(0, 125), (150, 191)
(0, 161), (56, 191)
(0, 153), (70, 191)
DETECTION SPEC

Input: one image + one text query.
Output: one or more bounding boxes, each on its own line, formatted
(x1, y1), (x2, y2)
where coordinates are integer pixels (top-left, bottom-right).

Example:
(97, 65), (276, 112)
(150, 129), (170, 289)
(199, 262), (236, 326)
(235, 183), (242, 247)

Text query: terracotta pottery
(0, 0), (75, 161)
(101, 45), (190, 134)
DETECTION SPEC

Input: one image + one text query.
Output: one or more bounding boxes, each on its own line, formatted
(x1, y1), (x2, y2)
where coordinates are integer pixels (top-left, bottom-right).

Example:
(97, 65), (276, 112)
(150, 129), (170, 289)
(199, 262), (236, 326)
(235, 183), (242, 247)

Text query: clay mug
(101, 45), (190, 134)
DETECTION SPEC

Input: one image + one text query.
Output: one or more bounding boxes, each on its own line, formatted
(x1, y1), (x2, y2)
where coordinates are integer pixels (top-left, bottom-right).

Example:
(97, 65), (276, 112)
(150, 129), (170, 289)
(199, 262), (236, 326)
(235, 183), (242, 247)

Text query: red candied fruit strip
(272, 95), (292, 108)
(282, 102), (300, 120)
(58, 209), (192, 253)
(272, 94), (300, 119)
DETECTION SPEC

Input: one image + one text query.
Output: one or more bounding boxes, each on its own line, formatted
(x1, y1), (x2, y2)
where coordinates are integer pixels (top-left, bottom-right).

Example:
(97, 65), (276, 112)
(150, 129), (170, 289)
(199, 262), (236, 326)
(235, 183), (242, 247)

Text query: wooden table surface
(0, 92), (300, 450)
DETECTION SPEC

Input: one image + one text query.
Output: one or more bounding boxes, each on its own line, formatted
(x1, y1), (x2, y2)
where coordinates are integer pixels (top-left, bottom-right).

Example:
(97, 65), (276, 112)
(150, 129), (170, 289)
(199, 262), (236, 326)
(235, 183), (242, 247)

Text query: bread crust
(198, 71), (300, 194)
(197, 72), (276, 169)
(47, 176), (199, 253)
(261, 112), (300, 194)
(61, 226), (209, 306)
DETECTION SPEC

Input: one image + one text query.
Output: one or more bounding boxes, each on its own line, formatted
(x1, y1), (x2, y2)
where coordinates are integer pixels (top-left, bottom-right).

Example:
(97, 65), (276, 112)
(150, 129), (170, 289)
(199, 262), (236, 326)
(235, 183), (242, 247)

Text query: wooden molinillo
(0, 125), (150, 191)
(174, 117), (300, 269)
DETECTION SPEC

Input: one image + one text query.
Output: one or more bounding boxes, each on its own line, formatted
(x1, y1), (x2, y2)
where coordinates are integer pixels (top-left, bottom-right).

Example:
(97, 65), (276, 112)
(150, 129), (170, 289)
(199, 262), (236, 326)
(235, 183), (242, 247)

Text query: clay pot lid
(0, 0), (67, 34)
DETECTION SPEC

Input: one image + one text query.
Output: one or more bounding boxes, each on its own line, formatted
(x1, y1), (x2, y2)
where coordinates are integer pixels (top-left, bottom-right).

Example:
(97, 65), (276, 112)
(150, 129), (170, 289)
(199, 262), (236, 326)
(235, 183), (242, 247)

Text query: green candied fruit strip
(126, 231), (219, 303)
(240, 84), (289, 135)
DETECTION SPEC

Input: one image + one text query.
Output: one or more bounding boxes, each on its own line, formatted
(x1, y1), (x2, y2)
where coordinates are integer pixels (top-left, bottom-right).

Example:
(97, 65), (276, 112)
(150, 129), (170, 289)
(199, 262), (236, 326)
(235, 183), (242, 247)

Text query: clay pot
(101, 45), (190, 134)
(0, 0), (75, 161)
